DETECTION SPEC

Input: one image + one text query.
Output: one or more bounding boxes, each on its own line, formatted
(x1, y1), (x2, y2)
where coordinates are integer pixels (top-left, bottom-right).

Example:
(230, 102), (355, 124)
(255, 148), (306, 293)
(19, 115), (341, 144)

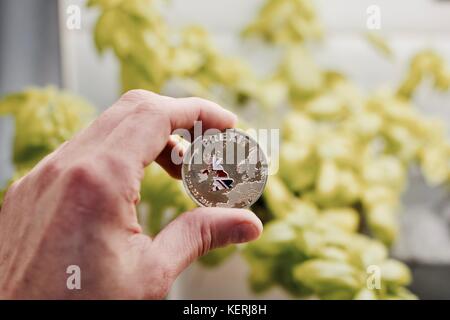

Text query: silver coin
(182, 129), (268, 208)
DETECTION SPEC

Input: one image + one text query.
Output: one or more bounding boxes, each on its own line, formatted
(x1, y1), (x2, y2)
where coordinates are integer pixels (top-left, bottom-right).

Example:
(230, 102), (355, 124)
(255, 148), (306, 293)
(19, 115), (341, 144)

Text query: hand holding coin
(0, 90), (262, 299)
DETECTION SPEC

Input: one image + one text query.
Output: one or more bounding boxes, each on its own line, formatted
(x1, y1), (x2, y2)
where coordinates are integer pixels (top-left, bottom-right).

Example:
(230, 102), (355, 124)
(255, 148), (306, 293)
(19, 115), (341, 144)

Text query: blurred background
(1, 0), (450, 299)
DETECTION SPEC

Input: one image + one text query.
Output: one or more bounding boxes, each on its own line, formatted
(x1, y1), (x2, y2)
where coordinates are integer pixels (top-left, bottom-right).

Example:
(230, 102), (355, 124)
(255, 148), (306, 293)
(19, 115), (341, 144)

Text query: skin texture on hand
(0, 90), (263, 299)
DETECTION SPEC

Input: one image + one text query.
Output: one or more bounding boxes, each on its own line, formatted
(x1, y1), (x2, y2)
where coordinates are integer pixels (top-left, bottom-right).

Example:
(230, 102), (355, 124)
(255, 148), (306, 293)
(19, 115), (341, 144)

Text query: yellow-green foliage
(243, 176), (415, 299)
(0, 87), (94, 170)
(88, 0), (285, 109)
(398, 50), (450, 98)
(242, 0), (323, 44)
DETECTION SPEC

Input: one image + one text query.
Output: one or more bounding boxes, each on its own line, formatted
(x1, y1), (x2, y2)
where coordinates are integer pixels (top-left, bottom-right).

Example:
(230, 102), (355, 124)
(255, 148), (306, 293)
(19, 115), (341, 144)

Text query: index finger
(167, 96), (238, 132)
(103, 91), (237, 168)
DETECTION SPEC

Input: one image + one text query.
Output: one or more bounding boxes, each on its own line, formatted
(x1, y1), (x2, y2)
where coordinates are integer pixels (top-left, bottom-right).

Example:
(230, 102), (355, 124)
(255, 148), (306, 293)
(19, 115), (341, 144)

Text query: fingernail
(230, 223), (259, 243)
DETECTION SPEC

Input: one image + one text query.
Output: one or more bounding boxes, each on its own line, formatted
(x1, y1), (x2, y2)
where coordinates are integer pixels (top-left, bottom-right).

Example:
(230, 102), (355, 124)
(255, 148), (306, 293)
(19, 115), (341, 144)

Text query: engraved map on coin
(182, 129), (268, 208)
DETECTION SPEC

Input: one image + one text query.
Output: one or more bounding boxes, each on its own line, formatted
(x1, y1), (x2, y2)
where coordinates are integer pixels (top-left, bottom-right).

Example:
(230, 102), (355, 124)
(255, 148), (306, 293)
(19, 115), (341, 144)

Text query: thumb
(151, 207), (263, 278)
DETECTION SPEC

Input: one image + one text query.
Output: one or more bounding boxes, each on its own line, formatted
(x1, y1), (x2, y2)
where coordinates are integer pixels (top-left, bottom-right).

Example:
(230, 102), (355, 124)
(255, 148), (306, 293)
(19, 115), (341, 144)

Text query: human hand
(0, 90), (262, 299)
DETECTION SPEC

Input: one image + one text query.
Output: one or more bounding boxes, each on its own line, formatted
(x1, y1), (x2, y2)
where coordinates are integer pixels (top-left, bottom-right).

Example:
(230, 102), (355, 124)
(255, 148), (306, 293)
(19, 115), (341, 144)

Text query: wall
(0, 0), (61, 187)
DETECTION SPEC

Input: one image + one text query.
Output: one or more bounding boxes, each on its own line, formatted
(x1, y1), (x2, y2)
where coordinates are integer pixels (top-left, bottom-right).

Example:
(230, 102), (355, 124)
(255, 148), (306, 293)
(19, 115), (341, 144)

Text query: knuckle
(185, 96), (205, 105)
(120, 89), (155, 102)
(130, 102), (170, 134)
(199, 218), (213, 255)
(64, 162), (104, 192)
(183, 209), (213, 256)
(132, 101), (164, 117)
(60, 162), (117, 219)
(133, 102), (153, 114)
(184, 96), (216, 109)
(35, 159), (62, 184)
